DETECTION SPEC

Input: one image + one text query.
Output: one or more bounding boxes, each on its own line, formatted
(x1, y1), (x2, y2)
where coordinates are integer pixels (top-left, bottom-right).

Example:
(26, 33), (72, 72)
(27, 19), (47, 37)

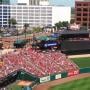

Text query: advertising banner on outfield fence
(68, 70), (79, 77)
(40, 76), (50, 83)
(55, 74), (61, 79)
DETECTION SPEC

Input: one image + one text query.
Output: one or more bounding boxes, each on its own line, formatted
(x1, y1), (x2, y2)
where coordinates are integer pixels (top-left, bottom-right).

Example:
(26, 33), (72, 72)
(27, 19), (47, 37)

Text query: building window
(77, 8), (81, 11)
(3, 25), (7, 27)
(77, 13), (81, 16)
(12, 7), (16, 9)
(17, 10), (22, 12)
(83, 18), (87, 21)
(83, 13), (88, 16)
(83, 23), (87, 26)
(35, 7), (40, 9)
(3, 16), (7, 18)
(23, 7), (28, 9)
(35, 17), (40, 19)
(3, 6), (7, 9)
(83, 8), (88, 11)
(0, 16), (2, 18)
(3, 13), (7, 15)
(0, 22), (2, 24)
(76, 3), (81, 6)
(89, 23), (90, 26)
(3, 22), (7, 24)
(17, 7), (22, 9)
(77, 18), (81, 21)
(83, 3), (88, 6)
(3, 10), (7, 12)
(47, 17), (52, 19)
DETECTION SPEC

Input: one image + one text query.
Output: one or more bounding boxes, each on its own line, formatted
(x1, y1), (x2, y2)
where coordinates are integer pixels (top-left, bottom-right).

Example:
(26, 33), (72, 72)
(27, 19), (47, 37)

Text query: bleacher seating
(0, 47), (79, 78)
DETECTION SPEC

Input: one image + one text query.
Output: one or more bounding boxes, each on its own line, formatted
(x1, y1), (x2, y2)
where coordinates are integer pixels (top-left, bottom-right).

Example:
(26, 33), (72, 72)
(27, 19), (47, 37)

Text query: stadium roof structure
(59, 30), (90, 35)
(57, 30), (90, 39)
(37, 36), (57, 41)
(14, 40), (27, 44)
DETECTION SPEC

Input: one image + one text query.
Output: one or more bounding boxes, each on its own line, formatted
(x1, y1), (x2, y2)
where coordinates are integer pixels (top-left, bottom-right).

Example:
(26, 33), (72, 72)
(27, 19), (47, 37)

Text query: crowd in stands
(0, 47), (79, 78)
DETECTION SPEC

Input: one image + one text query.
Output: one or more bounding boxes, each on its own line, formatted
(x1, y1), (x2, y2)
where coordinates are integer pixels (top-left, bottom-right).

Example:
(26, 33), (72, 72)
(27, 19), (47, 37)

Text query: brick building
(75, 0), (90, 29)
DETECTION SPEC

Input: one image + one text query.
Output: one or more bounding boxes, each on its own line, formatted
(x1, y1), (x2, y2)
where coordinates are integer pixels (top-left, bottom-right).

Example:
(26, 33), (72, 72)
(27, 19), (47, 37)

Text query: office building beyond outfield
(0, 5), (71, 29)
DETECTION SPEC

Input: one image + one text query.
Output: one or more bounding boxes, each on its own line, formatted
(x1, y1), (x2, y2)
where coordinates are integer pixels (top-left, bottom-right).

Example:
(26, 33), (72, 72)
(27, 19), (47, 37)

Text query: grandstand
(0, 47), (79, 88)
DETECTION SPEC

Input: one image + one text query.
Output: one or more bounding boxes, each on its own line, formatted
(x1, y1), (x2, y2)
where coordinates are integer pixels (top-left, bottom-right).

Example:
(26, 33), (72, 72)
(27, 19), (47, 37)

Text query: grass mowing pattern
(49, 77), (90, 90)
(72, 57), (90, 68)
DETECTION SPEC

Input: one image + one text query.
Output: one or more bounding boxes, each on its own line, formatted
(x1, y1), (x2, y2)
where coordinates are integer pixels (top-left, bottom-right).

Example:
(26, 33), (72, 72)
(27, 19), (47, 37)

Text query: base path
(33, 73), (90, 90)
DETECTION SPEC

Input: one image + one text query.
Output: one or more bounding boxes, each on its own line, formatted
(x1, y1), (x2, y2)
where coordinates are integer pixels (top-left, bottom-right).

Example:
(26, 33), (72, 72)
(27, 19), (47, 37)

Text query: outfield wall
(0, 68), (90, 88)
(39, 68), (90, 83)
(39, 70), (79, 83)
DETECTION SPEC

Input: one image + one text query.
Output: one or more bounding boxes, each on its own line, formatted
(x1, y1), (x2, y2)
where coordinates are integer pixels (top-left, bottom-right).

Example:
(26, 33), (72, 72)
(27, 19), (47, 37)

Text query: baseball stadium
(0, 30), (90, 90)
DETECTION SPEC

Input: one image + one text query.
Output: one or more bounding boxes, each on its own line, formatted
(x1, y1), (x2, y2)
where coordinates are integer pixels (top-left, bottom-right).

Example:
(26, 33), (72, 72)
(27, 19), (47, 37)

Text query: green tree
(55, 21), (63, 29)
(55, 21), (69, 29)
(32, 27), (42, 33)
(23, 23), (29, 39)
(0, 29), (2, 37)
(70, 19), (75, 24)
(62, 21), (69, 27)
(9, 18), (17, 28)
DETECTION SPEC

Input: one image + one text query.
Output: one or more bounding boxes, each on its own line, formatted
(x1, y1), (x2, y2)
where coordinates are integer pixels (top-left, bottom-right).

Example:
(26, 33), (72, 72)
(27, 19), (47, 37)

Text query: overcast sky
(50, 0), (75, 7)
(10, 0), (75, 7)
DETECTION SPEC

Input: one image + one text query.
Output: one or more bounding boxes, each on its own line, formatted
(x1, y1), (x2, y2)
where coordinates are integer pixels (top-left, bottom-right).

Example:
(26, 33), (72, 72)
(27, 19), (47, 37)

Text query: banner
(55, 74), (61, 79)
(68, 70), (79, 77)
(40, 76), (50, 83)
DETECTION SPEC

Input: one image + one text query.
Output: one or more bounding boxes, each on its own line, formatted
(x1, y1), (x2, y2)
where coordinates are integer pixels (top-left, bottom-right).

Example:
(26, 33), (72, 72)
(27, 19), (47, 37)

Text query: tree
(32, 27), (42, 33)
(9, 18), (17, 28)
(23, 23), (29, 39)
(70, 19), (75, 24)
(0, 29), (2, 38)
(55, 21), (69, 29)
(62, 21), (69, 27)
(55, 21), (63, 29)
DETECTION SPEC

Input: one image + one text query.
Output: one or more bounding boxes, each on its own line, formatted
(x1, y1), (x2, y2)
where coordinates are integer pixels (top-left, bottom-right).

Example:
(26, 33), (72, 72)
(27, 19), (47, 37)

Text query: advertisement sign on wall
(68, 70), (79, 77)
(40, 76), (50, 83)
(55, 74), (61, 79)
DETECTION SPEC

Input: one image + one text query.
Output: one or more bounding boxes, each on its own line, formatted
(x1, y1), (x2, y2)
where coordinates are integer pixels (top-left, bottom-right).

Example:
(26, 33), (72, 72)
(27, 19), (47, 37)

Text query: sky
(50, 0), (75, 7)
(10, 0), (75, 7)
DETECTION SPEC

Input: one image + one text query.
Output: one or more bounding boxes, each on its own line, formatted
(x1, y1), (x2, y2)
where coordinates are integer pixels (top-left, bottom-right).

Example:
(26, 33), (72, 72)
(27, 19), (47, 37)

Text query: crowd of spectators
(0, 47), (79, 78)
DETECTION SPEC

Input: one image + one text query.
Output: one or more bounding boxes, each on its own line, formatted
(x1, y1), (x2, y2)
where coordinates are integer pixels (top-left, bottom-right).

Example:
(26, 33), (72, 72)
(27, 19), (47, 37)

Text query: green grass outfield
(49, 77), (90, 90)
(71, 57), (90, 68)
